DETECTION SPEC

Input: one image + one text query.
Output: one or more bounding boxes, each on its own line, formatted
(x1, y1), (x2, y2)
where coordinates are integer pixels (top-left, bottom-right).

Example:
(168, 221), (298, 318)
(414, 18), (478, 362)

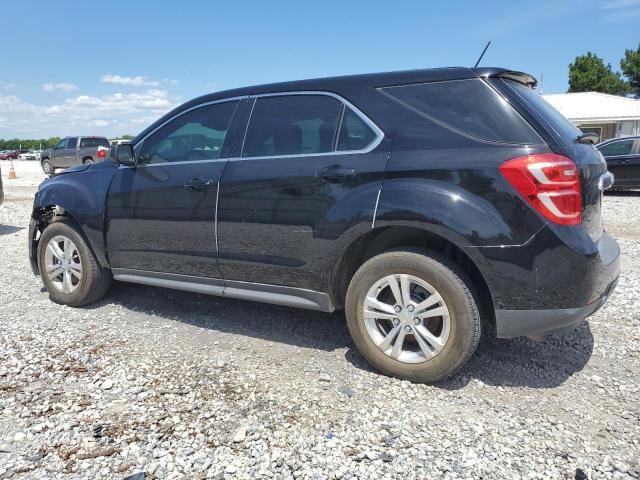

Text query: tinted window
(383, 79), (542, 144)
(80, 137), (110, 148)
(139, 101), (238, 165)
(243, 95), (342, 157)
(599, 140), (634, 157)
(337, 108), (376, 151)
(54, 139), (67, 149)
(502, 79), (582, 143)
(67, 137), (77, 149)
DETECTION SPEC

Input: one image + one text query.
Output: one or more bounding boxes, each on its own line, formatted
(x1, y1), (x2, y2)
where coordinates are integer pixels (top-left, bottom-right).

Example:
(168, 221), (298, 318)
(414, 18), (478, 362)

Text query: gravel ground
(0, 161), (639, 480)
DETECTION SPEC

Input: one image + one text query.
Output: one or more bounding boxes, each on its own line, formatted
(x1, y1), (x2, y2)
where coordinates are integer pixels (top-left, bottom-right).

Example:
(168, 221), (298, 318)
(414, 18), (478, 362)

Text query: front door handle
(315, 166), (357, 183)
(184, 178), (214, 190)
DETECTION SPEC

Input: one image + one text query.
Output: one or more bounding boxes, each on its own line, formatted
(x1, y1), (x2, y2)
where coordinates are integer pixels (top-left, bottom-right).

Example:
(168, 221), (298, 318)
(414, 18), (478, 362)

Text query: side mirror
(115, 143), (135, 165)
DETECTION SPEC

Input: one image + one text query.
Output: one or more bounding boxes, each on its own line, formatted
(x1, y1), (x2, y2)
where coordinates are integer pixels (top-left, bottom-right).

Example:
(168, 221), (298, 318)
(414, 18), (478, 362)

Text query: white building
(542, 92), (640, 141)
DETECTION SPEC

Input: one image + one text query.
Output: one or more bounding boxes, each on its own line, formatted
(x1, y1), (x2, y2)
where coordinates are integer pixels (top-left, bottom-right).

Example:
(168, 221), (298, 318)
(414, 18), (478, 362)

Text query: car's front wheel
(37, 221), (111, 307)
(345, 248), (481, 383)
(41, 159), (53, 174)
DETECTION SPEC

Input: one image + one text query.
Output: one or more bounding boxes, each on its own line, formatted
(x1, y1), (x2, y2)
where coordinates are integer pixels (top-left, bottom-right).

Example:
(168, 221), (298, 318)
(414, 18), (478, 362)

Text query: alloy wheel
(363, 274), (450, 363)
(43, 235), (83, 293)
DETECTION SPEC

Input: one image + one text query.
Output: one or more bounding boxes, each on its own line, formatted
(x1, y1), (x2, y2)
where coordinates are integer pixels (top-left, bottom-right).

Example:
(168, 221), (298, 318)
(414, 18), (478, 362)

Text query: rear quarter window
(382, 79), (543, 145)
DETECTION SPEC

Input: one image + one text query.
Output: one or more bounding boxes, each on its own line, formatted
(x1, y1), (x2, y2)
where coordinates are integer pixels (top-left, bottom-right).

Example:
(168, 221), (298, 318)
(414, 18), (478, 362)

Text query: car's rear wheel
(37, 221), (111, 307)
(41, 159), (53, 174)
(345, 248), (480, 383)
(83, 158), (94, 164)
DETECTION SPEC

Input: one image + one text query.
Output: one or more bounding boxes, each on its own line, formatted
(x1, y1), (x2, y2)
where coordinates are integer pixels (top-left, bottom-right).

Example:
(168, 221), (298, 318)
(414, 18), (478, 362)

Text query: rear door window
(242, 95), (342, 157)
(382, 79), (542, 144)
(67, 137), (77, 149)
(599, 139), (635, 157)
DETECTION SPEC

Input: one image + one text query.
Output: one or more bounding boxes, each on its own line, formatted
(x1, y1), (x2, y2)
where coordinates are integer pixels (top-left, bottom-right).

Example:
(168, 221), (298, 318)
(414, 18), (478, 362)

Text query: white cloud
(43, 83), (78, 92)
(600, 0), (640, 20)
(101, 74), (159, 87)
(163, 78), (180, 85)
(1, 84), (15, 91)
(0, 89), (175, 137)
(601, 0), (640, 8)
(88, 119), (110, 127)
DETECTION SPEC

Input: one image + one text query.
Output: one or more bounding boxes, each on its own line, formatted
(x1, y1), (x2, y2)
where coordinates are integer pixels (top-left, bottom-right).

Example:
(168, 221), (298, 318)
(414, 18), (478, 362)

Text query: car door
(216, 92), (389, 293)
(627, 139), (640, 187)
(63, 137), (78, 167)
(51, 138), (68, 167)
(105, 98), (243, 280)
(600, 138), (638, 188)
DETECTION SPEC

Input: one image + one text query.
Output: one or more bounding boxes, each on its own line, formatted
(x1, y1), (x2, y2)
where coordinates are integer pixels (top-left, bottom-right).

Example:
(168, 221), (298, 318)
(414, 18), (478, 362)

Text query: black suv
(29, 67), (620, 382)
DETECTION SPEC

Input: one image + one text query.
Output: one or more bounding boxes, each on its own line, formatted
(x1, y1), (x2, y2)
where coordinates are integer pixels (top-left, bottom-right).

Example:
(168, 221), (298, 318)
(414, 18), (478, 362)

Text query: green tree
(568, 52), (629, 95)
(0, 137), (60, 150)
(621, 43), (640, 98)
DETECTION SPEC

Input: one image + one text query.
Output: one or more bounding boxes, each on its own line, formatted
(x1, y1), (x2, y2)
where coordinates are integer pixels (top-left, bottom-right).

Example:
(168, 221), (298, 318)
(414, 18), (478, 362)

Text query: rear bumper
(495, 276), (618, 338)
(475, 223), (620, 338)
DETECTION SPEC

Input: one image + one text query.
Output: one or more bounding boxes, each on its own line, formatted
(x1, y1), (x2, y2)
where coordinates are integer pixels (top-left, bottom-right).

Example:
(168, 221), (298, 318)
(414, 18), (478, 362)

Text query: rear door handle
(184, 178), (214, 190)
(315, 166), (357, 183)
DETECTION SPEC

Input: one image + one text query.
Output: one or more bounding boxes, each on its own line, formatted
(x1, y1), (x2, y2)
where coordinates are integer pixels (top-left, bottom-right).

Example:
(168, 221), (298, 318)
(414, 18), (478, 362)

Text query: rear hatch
(490, 75), (607, 241)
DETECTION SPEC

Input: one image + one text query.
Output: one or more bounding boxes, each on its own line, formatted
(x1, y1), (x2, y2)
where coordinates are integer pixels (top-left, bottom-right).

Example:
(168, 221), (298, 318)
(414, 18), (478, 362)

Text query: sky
(0, 0), (638, 139)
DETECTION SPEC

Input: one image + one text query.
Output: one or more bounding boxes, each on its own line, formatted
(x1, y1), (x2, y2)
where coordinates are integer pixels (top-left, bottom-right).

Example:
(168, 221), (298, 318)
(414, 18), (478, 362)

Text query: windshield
(500, 79), (581, 144)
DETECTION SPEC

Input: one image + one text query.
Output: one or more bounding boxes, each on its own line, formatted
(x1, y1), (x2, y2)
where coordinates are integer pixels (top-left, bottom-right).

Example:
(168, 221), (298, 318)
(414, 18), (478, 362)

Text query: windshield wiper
(576, 132), (599, 144)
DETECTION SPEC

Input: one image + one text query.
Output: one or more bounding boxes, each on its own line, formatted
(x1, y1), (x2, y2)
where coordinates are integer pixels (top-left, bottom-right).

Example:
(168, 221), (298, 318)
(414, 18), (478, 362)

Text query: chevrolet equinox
(29, 67), (620, 382)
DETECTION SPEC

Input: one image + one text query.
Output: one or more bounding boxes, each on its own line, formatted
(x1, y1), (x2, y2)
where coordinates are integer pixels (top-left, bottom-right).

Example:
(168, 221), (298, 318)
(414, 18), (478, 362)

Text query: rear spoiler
(473, 68), (537, 88)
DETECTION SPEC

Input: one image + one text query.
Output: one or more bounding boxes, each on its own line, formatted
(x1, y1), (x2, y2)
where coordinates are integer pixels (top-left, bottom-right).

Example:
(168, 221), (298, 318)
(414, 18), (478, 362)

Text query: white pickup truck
(40, 136), (110, 174)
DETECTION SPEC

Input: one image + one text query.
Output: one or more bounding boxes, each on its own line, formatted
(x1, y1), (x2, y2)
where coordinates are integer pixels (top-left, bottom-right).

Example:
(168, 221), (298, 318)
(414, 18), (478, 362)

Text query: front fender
(32, 161), (118, 268)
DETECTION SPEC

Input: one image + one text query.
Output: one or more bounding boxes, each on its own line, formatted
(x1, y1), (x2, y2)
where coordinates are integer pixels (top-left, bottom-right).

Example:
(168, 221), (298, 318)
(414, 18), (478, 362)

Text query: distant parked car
(0, 150), (18, 160)
(40, 136), (110, 174)
(18, 150), (40, 161)
(0, 165), (3, 206)
(597, 136), (640, 190)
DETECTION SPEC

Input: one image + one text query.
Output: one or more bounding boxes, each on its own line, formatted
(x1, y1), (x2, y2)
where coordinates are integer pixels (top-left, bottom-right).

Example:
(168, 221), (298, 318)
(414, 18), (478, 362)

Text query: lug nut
(393, 318), (400, 325)
(394, 305), (402, 313)
(407, 305), (415, 312)
(413, 317), (420, 325)
(404, 326), (411, 332)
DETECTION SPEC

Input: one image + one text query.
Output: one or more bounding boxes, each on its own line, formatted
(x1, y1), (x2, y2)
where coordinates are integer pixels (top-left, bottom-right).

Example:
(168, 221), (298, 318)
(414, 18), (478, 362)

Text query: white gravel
(0, 161), (639, 479)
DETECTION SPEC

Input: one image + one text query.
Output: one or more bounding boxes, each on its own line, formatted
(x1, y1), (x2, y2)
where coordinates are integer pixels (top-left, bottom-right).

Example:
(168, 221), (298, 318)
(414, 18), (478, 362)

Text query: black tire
(345, 248), (481, 383)
(37, 220), (111, 307)
(41, 159), (53, 174)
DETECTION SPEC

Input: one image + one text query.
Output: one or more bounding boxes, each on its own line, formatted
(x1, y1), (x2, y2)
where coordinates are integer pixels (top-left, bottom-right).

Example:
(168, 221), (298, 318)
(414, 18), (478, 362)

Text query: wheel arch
(31, 205), (108, 275)
(330, 224), (495, 324)
(32, 175), (113, 272)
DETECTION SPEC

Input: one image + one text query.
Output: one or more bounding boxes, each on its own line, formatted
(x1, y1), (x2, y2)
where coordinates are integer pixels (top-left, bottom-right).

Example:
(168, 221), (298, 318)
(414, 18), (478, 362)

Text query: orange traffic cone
(8, 159), (17, 179)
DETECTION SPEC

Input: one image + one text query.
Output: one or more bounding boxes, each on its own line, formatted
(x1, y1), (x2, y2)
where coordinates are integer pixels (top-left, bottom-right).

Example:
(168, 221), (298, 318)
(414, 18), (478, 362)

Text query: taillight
(500, 153), (582, 225)
(97, 146), (106, 159)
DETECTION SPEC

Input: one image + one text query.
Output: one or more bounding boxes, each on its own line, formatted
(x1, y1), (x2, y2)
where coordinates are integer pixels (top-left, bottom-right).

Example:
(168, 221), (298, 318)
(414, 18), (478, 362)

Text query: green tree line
(0, 134), (135, 150)
(569, 43), (640, 97)
(0, 137), (60, 150)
